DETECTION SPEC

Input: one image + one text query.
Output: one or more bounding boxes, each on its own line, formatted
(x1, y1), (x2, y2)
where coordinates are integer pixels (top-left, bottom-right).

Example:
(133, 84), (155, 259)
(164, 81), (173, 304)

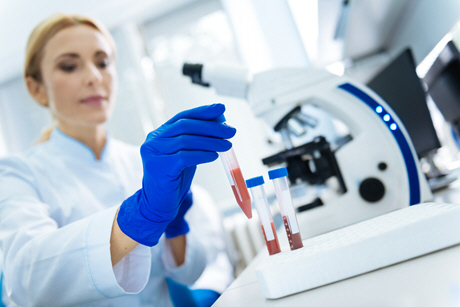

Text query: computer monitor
(367, 48), (441, 158)
(423, 41), (460, 131)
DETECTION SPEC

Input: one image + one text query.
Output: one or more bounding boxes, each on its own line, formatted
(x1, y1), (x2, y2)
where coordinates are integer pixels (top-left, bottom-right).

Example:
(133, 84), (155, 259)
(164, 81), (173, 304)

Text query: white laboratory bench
(212, 179), (460, 307)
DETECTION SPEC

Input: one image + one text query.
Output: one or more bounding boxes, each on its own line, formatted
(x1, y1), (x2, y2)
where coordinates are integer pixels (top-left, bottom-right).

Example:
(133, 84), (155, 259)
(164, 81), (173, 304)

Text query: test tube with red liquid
(246, 176), (281, 256)
(269, 167), (303, 250)
(217, 115), (252, 219)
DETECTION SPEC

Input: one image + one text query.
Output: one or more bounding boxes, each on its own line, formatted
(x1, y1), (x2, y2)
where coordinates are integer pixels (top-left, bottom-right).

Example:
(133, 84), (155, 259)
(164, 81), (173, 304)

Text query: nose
(84, 63), (103, 86)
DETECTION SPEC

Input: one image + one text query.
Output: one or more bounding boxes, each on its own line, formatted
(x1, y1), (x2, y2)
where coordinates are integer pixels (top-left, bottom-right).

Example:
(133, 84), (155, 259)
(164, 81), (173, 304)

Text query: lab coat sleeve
(0, 157), (151, 306)
(161, 232), (207, 286)
(160, 185), (234, 289)
(185, 185), (234, 293)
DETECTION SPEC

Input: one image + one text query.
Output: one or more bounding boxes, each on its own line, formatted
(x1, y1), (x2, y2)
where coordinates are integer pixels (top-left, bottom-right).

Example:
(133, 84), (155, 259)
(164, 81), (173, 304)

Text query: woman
(0, 13), (235, 306)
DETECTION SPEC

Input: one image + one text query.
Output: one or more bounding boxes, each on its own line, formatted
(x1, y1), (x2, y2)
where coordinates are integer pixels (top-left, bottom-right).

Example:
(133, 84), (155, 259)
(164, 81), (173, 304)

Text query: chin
(85, 115), (109, 126)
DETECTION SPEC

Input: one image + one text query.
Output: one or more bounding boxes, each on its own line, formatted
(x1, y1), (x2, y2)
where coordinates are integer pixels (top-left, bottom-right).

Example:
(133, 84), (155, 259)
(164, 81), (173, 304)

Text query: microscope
(183, 63), (432, 238)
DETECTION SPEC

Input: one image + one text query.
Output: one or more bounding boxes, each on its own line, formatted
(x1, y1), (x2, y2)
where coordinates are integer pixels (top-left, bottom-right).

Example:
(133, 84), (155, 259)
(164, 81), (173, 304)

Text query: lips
(81, 95), (107, 106)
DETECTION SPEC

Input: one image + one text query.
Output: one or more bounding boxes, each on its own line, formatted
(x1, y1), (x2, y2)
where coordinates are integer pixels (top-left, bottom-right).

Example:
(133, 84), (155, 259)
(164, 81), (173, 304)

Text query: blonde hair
(24, 13), (116, 142)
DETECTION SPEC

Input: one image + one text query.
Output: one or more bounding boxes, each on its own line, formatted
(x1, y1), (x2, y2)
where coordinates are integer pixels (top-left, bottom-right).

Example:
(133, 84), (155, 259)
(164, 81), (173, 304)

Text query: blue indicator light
(338, 83), (420, 206)
(376, 106), (383, 113)
(383, 114), (390, 121)
(390, 123), (397, 130)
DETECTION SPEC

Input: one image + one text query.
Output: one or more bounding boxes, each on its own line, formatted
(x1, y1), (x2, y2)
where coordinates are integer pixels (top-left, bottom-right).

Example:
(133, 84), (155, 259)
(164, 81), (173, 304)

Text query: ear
(26, 76), (48, 107)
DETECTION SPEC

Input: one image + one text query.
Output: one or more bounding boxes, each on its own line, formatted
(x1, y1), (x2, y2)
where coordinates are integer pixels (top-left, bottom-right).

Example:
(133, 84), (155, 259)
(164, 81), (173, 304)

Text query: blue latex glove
(165, 190), (193, 239)
(118, 104), (236, 246)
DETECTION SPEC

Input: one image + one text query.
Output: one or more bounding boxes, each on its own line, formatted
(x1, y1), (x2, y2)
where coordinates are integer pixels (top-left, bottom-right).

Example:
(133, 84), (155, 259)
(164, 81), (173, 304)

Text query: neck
(58, 122), (107, 160)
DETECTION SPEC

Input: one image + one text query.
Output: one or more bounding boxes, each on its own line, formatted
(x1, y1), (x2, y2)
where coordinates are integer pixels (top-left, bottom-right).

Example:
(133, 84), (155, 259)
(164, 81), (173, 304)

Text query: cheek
(45, 74), (80, 114)
(106, 69), (118, 99)
(48, 75), (79, 100)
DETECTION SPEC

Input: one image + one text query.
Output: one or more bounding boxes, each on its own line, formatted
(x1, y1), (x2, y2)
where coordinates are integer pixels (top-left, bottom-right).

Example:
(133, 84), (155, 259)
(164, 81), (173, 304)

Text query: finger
(149, 135), (232, 155)
(171, 150), (219, 173)
(158, 119), (236, 139)
(165, 103), (225, 125)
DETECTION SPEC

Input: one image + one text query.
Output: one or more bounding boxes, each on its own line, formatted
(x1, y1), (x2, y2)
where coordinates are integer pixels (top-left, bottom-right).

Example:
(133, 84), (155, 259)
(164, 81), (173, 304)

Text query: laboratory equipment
(182, 63), (432, 239)
(255, 202), (460, 299)
(424, 41), (460, 138)
(268, 167), (303, 250)
(217, 114), (252, 219)
(367, 49), (455, 191)
(246, 176), (281, 255)
(367, 48), (441, 159)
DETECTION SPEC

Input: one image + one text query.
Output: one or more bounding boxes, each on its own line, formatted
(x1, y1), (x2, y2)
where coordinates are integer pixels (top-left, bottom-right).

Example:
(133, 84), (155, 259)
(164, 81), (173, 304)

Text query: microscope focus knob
(359, 178), (385, 203)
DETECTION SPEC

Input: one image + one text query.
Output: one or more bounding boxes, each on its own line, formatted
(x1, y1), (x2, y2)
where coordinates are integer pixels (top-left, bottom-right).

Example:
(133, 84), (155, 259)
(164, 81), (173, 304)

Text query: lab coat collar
(49, 128), (112, 163)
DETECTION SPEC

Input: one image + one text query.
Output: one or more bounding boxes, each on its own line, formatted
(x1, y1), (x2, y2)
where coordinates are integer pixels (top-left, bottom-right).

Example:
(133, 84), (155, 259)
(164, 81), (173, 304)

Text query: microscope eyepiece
(182, 63), (210, 87)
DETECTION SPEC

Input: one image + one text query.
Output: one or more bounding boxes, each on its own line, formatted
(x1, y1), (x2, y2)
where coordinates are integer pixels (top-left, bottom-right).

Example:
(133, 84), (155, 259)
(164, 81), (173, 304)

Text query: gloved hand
(164, 190), (193, 239)
(117, 104), (236, 246)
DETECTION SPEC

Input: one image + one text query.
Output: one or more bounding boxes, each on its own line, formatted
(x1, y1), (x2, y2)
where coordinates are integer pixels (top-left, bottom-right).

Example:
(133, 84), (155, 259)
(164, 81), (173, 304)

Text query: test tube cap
(215, 114), (226, 123)
(268, 167), (289, 180)
(246, 176), (265, 188)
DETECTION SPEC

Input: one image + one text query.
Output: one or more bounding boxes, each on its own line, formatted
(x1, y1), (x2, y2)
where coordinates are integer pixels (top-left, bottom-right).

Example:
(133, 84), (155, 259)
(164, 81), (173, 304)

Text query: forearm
(167, 235), (187, 266)
(111, 208), (186, 266)
(163, 232), (207, 286)
(110, 208), (139, 266)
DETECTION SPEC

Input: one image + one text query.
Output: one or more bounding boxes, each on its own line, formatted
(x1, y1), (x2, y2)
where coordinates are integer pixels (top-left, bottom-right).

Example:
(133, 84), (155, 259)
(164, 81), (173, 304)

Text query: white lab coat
(0, 128), (227, 306)
(184, 185), (234, 294)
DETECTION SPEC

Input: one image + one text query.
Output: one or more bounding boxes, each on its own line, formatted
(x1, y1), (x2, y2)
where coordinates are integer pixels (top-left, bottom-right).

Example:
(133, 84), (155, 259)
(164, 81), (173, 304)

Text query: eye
(59, 63), (76, 72)
(97, 58), (110, 69)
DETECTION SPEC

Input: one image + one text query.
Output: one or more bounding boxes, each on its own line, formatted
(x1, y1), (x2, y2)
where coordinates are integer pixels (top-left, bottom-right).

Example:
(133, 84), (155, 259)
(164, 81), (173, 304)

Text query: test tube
(217, 115), (252, 219)
(246, 176), (281, 255)
(269, 167), (303, 250)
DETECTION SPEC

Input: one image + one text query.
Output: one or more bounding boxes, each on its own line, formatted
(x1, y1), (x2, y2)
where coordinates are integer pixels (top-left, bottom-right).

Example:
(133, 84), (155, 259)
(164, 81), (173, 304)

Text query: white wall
(108, 24), (165, 146)
(221, 0), (309, 73)
(388, 0), (460, 65)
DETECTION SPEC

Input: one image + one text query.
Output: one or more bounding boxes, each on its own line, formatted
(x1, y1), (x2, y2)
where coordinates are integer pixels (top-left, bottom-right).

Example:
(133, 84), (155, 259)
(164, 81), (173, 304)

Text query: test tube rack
(255, 202), (460, 299)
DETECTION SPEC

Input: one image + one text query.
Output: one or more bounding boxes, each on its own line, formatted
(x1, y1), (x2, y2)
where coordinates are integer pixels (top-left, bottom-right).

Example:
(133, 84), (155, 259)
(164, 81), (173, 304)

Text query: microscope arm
(182, 63), (249, 99)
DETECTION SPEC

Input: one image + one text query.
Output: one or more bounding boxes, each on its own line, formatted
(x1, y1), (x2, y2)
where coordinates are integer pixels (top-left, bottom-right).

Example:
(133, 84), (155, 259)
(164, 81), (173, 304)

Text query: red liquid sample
(261, 222), (281, 255)
(230, 167), (252, 219)
(283, 216), (303, 250)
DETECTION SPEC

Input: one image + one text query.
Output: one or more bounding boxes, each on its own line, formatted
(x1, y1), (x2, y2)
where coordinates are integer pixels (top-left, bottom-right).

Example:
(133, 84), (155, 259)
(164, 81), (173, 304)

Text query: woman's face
(38, 25), (117, 128)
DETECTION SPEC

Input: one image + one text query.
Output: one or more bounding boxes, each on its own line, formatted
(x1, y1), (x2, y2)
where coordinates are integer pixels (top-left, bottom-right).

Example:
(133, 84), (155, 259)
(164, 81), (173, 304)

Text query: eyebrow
(54, 50), (111, 63)
(95, 50), (109, 57)
(54, 53), (79, 63)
